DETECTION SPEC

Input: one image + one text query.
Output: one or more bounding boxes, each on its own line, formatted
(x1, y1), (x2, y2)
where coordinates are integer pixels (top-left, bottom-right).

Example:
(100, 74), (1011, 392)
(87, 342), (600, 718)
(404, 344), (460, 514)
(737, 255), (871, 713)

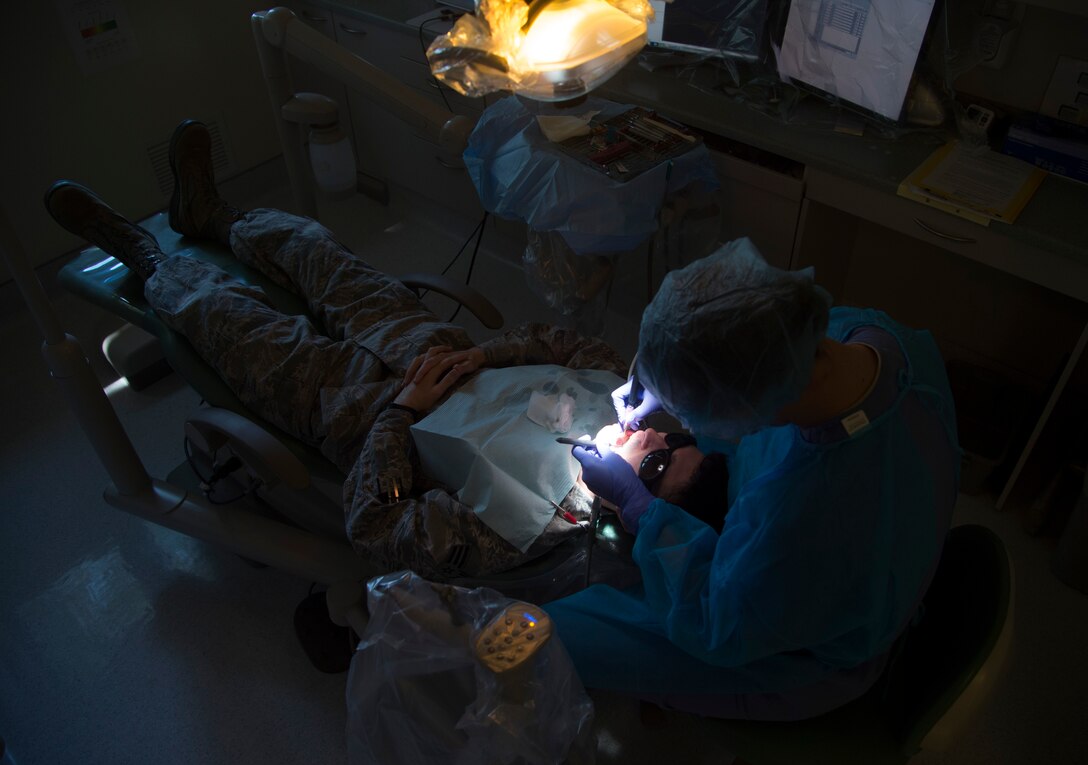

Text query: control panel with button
(474, 603), (553, 673)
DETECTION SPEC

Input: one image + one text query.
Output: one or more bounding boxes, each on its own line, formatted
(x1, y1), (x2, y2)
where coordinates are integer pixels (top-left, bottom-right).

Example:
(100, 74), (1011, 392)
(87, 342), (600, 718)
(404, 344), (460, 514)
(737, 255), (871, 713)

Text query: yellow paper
(897, 178), (992, 227)
(899, 141), (1045, 224)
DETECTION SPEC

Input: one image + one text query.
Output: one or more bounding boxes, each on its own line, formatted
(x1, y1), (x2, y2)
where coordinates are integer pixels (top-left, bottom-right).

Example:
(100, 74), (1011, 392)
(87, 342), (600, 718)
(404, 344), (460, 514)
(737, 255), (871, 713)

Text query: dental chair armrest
(184, 407), (311, 491)
(398, 272), (504, 330)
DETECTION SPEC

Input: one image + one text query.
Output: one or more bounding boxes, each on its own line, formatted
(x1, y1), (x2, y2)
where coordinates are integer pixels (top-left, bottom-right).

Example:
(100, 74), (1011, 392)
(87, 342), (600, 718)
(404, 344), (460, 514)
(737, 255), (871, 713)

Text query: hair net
(637, 239), (832, 440)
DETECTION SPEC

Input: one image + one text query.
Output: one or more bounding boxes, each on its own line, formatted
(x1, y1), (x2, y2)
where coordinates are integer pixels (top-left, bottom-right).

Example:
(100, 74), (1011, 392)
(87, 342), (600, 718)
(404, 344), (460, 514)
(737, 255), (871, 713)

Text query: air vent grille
(146, 120), (233, 198)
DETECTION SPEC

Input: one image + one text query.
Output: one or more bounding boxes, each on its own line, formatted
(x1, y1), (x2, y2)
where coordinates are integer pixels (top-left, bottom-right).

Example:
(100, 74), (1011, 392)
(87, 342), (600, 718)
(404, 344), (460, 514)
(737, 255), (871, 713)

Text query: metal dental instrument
(584, 496), (601, 589)
(623, 366), (645, 430)
(548, 498), (580, 526)
(549, 452), (601, 585)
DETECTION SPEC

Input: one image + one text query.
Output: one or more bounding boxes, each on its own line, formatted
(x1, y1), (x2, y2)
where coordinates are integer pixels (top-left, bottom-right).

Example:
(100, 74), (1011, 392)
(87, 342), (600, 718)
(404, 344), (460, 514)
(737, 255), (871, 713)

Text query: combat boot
(44, 181), (163, 281)
(168, 120), (242, 245)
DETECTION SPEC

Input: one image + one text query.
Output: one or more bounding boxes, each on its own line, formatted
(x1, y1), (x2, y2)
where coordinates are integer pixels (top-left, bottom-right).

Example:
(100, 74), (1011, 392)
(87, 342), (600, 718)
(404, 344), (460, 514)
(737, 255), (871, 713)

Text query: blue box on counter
(1002, 116), (1088, 185)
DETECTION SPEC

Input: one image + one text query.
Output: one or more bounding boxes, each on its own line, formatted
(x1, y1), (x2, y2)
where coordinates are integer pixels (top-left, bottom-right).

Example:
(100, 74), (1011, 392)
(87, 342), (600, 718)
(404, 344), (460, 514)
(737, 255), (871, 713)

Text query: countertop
(305, 0), (1088, 271)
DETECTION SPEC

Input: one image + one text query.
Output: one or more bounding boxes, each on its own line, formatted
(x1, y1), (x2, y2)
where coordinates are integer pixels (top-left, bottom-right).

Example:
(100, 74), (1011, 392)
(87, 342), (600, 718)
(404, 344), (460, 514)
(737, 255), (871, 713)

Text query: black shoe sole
(42, 180), (162, 268)
(294, 590), (354, 673)
(43, 181), (62, 219)
(42, 179), (84, 226)
(168, 119), (208, 235)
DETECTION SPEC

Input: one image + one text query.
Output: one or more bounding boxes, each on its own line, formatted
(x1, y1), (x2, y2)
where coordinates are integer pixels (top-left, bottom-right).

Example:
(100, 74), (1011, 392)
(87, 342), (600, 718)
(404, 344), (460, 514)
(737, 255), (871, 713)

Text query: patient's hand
(395, 346), (476, 413)
(454, 346), (487, 374)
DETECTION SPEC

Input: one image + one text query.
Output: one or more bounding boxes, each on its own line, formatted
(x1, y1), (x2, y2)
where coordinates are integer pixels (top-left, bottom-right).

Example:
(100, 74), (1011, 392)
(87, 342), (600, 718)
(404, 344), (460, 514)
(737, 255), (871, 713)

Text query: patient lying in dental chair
(45, 120), (728, 584)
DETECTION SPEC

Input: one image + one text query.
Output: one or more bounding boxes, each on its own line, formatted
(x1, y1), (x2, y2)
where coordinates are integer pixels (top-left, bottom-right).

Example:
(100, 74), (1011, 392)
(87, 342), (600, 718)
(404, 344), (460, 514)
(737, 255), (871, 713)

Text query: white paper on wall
(56, 0), (140, 75)
(777, 0), (936, 121)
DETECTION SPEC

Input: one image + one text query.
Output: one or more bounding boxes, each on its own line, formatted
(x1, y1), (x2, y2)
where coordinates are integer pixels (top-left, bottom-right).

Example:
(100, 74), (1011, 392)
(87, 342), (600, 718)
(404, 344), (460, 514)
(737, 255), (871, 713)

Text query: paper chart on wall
(56, 0), (140, 75)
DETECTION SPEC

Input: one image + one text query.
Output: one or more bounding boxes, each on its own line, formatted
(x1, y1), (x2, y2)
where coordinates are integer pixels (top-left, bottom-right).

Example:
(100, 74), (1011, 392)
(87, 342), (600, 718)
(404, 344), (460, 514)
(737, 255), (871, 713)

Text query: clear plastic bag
(520, 183), (721, 336)
(449, 515), (643, 605)
(464, 95), (720, 256)
(635, 1), (955, 138)
(427, 0), (653, 102)
(522, 229), (618, 335)
(346, 571), (596, 765)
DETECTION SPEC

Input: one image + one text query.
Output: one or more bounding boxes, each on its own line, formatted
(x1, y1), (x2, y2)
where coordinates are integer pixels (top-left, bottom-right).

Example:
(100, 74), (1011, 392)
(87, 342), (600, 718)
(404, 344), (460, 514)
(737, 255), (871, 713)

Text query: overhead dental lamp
(428, 0), (653, 102)
(251, 2), (650, 215)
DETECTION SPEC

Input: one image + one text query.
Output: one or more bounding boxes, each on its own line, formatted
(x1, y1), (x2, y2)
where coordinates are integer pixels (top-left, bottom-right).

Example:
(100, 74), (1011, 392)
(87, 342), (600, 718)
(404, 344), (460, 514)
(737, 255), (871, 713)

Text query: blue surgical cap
(638, 239), (832, 440)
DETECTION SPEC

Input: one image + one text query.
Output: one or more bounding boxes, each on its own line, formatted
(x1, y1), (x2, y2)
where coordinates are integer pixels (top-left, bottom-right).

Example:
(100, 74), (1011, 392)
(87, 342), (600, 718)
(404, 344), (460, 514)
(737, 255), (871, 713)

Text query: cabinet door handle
(338, 23), (368, 35)
(913, 218), (977, 244)
(300, 12), (327, 23)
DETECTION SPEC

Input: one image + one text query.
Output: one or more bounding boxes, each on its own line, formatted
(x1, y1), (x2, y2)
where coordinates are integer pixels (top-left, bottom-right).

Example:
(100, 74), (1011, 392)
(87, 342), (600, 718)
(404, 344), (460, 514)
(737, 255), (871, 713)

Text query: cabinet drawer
(334, 12), (485, 118)
(710, 149), (803, 270)
(332, 13), (416, 78)
(804, 167), (1088, 303)
(291, 1), (334, 32)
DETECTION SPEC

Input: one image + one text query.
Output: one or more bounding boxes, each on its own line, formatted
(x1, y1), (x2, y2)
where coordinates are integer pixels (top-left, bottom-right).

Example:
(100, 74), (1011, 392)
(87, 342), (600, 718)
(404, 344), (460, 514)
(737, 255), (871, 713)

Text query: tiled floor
(1, 167), (1085, 764)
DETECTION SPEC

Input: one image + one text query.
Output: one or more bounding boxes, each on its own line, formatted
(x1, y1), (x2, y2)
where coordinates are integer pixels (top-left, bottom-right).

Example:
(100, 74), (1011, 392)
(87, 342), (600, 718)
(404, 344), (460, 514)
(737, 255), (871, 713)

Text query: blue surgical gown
(544, 307), (960, 715)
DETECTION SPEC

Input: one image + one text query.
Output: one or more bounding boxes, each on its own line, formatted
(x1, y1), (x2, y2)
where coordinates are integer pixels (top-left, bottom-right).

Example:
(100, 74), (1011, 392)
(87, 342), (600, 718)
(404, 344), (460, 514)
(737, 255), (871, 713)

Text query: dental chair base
(102, 323), (172, 391)
(105, 479), (372, 585)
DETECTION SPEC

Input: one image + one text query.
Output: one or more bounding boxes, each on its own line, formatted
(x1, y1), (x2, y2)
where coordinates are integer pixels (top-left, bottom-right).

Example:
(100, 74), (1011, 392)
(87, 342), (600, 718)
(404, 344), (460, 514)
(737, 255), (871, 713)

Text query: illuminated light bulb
(427, 0), (651, 101)
(519, 0), (645, 71)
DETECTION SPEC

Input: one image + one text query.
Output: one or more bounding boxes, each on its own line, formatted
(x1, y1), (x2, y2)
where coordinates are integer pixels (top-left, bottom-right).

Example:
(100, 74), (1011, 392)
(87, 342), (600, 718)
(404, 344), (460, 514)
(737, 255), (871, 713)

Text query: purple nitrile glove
(611, 380), (662, 430)
(572, 445), (656, 533)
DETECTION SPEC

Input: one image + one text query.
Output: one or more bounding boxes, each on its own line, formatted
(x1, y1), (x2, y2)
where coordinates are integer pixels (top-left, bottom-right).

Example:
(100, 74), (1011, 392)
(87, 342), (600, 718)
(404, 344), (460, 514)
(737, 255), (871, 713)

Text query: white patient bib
(411, 365), (623, 551)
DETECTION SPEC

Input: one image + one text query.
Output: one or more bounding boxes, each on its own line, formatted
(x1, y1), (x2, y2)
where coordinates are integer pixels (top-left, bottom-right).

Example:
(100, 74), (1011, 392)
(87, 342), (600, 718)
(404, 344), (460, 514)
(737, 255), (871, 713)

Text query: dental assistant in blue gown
(544, 239), (961, 721)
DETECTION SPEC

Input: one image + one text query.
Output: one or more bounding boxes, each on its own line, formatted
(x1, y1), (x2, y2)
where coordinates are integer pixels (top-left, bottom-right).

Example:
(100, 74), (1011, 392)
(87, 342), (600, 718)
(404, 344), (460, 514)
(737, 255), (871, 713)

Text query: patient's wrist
(384, 402), (421, 421)
(476, 339), (513, 368)
(469, 347), (487, 369)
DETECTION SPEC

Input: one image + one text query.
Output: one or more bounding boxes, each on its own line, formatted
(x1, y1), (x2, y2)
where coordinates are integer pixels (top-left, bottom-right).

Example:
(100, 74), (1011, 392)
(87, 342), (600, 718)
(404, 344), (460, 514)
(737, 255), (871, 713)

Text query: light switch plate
(1041, 56), (1088, 126)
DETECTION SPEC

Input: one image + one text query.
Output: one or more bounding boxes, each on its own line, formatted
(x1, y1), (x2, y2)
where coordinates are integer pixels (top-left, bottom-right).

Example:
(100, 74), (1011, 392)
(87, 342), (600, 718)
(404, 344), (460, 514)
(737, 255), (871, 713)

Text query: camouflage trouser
(143, 209), (473, 472)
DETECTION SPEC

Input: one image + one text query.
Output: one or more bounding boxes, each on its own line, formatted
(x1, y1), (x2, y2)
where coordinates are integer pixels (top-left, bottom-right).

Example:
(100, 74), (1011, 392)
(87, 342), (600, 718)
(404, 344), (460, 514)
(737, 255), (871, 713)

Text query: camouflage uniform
(144, 209), (628, 579)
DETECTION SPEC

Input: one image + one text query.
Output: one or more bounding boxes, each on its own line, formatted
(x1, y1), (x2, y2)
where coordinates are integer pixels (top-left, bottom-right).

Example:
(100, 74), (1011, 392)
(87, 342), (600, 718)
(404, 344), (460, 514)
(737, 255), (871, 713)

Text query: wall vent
(146, 120), (234, 199)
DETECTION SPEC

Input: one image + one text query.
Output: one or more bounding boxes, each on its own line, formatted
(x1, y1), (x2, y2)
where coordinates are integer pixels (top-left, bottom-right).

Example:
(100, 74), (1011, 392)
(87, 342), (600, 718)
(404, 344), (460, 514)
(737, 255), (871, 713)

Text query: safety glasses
(638, 432), (698, 484)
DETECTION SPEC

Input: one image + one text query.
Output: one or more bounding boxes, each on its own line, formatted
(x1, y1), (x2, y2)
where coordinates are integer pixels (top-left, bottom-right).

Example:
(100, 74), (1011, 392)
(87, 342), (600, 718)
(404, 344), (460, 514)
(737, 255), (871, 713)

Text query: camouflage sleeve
(344, 406), (544, 578)
(475, 322), (628, 375)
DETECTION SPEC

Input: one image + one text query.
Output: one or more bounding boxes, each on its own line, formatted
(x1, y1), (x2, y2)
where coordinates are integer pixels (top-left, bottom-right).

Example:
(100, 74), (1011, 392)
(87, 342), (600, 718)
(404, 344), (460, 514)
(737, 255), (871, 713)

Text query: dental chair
(0, 211), (344, 584)
(3, 6), (636, 604)
(8, 197), (632, 610)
